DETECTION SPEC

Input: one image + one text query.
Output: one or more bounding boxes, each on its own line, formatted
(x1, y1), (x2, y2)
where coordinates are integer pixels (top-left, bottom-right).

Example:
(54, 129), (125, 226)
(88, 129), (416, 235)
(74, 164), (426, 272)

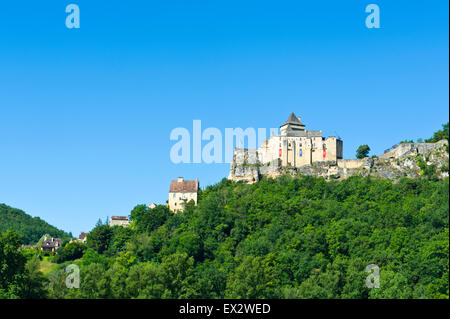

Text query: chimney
(178, 177), (183, 182)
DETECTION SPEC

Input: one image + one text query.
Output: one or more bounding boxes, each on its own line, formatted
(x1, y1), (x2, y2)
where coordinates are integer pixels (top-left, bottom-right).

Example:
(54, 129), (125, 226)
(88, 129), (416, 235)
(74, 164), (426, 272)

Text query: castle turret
(280, 112), (306, 136)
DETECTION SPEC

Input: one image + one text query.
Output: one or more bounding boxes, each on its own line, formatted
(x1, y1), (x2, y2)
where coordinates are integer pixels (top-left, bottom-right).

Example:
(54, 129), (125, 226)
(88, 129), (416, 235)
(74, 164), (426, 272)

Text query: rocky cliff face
(228, 140), (449, 183)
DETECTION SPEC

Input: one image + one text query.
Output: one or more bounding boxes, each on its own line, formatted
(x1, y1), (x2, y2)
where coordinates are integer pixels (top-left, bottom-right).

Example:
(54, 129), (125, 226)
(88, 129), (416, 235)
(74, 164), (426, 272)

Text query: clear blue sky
(0, 1), (448, 236)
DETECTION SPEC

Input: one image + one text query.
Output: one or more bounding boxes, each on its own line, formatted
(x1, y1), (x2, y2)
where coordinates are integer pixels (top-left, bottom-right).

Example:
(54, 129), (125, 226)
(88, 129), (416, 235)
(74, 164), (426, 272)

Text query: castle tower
(280, 112), (306, 136)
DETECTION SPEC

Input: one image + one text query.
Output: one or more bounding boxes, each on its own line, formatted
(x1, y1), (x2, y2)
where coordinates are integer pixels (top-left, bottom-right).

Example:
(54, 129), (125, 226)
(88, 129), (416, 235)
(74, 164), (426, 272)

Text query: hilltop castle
(229, 113), (448, 183)
(255, 112), (343, 167)
(231, 112), (343, 171)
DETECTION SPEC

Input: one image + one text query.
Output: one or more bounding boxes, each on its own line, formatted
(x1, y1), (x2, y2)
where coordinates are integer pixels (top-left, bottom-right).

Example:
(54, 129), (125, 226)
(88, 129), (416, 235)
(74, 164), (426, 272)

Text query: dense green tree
(47, 268), (68, 299)
(159, 253), (196, 298)
(426, 122), (449, 143)
(1, 230), (48, 299)
(192, 261), (227, 298)
(356, 144), (371, 159)
(225, 255), (275, 298)
(126, 262), (164, 298)
(87, 225), (112, 254)
(106, 226), (134, 257)
(0, 229), (27, 298)
(81, 248), (110, 268)
(172, 232), (203, 261)
(21, 255), (48, 298)
(130, 204), (172, 233)
(79, 263), (109, 298)
(106, 264), (128, 298)
(21, 248), (39, 261)
(55, 241), (87, 263)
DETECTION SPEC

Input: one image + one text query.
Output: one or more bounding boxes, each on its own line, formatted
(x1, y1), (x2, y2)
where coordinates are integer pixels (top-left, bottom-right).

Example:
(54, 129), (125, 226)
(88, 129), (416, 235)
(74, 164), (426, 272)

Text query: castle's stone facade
(232, 113), (343, 169)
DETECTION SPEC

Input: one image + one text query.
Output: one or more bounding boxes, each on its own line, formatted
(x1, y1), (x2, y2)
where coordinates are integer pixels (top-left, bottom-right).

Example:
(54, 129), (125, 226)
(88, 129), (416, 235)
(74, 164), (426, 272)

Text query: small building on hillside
(148, 203), (157, 209)
(109, 216), (130, 227)
(78, 232), (87, 243)
(168, 177), (199, 212)
(70, 232), (88, 244)
(41, 236), (62, 252)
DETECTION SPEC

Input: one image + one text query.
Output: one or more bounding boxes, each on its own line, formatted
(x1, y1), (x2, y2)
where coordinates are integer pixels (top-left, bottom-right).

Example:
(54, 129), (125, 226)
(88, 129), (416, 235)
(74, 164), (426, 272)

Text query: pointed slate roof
(280, 112), (307, 135)
(284, 112), (301, 125)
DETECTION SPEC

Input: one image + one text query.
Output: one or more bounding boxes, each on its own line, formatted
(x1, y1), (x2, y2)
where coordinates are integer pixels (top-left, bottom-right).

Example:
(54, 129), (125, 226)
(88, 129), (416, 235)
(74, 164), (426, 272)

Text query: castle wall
(295, 137), (312, 167)
(378, 143), (412, 160)
(324, 137), (343, 161)
(309, 136), (322, 163)
(109, 219), (130, 227)
(253, 135), (342, 168)
(337, 159), (365, 169)
(324, 138), (335, 162)
(378, 141), (448, 160)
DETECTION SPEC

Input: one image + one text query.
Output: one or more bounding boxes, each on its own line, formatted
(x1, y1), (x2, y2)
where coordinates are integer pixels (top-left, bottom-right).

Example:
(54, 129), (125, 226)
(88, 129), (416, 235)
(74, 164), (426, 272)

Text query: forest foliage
(2, 174), (448, 299)
(0, 204), (70, 245)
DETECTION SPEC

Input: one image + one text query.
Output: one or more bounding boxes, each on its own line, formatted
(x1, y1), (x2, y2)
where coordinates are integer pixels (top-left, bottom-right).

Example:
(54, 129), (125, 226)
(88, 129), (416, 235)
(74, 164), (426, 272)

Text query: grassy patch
(39, 259), (58, 275)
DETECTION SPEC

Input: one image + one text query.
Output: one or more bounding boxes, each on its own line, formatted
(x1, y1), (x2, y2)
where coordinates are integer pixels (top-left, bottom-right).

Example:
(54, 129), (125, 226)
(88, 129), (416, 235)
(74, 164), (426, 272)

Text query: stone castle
(247, 112), (343, 167)
(229, 113), (449, 183)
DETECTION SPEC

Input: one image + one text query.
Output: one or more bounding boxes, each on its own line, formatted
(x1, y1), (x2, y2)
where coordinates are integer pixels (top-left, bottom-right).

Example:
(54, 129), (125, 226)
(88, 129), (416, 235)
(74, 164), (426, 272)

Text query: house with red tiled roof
(168, 177), (199, 212)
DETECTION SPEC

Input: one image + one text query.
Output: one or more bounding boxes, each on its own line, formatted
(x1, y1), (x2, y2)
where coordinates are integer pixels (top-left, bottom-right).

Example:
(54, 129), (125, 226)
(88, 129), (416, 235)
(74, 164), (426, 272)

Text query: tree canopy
(11, 174), (446, 299)
(356, 145), (371, 159)
(0, 204), (70, 245)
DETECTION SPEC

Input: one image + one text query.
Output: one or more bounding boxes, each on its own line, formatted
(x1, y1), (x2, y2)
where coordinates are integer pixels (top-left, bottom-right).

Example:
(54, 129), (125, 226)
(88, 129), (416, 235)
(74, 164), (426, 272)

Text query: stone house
(41, 236), (62, 252)
(70, 232), (88, 244)
(109, 216), (130, 227)
(168, 177), (199, 212)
